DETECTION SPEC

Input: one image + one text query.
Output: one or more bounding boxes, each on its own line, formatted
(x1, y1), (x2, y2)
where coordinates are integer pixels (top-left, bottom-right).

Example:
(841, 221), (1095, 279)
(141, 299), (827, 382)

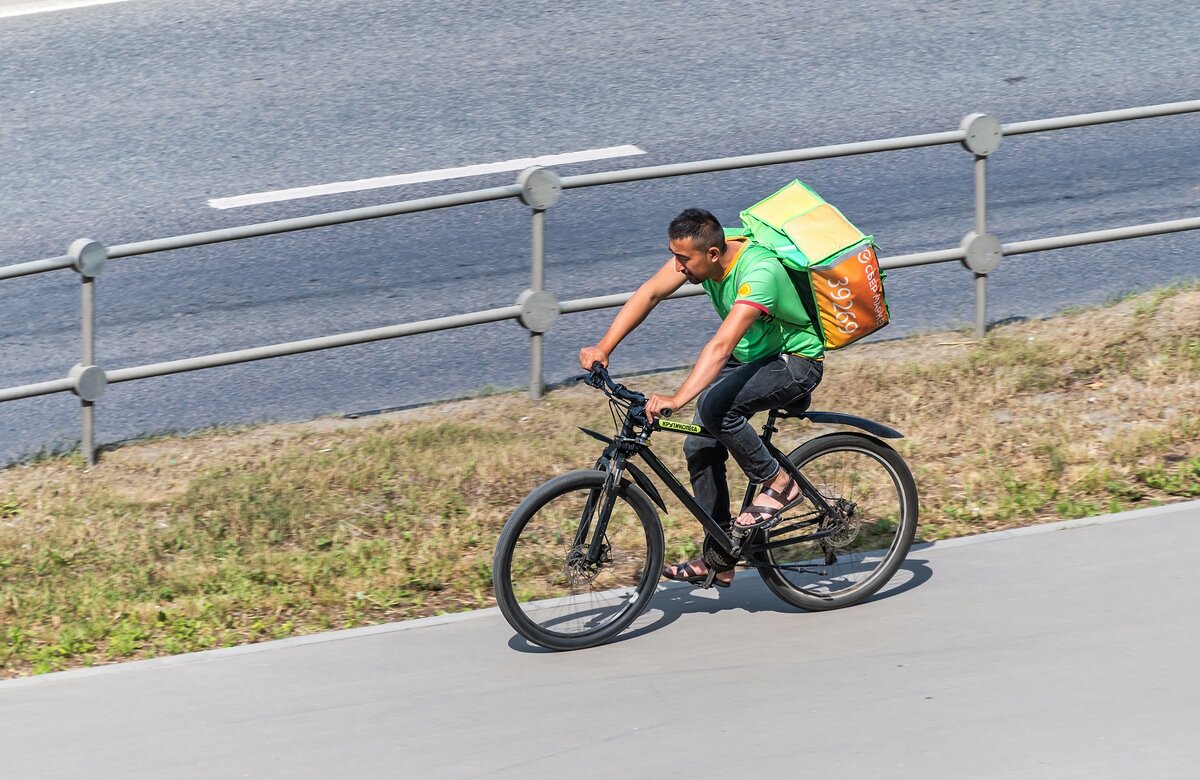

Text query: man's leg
(683, 403), (731, 529)
(681, 357), (741, 523)
(663, 360), (739, 586)
(695, 355), (824, 527)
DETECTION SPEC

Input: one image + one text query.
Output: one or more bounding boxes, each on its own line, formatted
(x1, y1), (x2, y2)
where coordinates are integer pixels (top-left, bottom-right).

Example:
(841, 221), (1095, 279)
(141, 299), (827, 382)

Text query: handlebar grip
(660, 407), (673, 418)
(583, 361), (607, 389)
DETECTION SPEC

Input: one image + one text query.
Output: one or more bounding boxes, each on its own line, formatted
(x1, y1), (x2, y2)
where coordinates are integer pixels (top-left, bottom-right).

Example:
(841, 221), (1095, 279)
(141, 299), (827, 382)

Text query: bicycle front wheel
(493, 469), (664, 650)
(758, 433), (918, 611)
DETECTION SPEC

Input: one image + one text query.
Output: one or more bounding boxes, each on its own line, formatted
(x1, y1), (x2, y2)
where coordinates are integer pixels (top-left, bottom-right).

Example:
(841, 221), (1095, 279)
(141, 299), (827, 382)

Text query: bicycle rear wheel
(493, 469), (664, 650)
(757, 433), (918, 610)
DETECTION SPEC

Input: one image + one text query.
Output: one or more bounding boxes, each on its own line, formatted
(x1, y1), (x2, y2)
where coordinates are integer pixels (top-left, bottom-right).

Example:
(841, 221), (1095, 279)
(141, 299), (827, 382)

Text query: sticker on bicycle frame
(656, 419), (703, 434)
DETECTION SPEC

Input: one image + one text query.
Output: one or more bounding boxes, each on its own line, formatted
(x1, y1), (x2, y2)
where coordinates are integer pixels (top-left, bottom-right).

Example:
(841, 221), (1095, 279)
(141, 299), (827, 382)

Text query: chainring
(703, 534), (739, 571)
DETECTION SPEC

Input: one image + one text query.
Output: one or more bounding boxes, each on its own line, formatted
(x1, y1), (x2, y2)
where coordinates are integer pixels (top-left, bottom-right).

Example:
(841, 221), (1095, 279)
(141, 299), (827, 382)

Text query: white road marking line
(208, 145), (647, 209)
(0, 0), (140, 19)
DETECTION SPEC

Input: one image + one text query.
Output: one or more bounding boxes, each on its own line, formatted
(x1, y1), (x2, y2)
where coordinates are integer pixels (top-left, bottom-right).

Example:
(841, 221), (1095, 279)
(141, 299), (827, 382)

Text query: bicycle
(492, 363), (918, 650)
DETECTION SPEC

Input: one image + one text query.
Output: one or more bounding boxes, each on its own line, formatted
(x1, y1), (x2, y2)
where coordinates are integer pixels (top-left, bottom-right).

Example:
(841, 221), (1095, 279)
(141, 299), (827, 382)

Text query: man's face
(669, 236), (718, 284)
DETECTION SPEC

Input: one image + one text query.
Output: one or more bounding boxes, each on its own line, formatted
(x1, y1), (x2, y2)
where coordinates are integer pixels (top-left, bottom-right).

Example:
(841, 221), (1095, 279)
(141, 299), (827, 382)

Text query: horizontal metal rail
(560, 130), (966, 189)
(1003, 99), (1200, 136)
(558, 285), (706, 316)
(0, 377), (76, 404)
(0, 187), (522, 280)
(880, 247), (968, 270)
(106, 305), (523, 384)
(107, 185), (522, 259)
(0, 254), (74, 281)
(1001, 215), (1200, 256)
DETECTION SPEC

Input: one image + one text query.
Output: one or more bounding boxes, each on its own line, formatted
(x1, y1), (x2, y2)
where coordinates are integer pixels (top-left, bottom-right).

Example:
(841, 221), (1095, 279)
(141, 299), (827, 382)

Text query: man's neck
(716, 237), (745, 279)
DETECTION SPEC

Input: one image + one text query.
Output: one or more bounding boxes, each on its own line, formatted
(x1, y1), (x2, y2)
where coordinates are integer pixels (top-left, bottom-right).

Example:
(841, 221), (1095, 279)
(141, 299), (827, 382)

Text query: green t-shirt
(701, 239), (824, 363)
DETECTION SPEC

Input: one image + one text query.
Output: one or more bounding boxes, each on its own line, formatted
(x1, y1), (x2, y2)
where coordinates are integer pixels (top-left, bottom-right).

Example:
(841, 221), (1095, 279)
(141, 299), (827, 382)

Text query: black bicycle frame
(585, 408), (841, 563)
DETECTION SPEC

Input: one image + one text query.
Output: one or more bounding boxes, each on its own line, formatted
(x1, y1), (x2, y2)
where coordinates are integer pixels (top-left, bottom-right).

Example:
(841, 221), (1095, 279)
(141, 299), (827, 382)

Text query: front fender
(579, 427), (615, 445)
(625, 462), (668, 514)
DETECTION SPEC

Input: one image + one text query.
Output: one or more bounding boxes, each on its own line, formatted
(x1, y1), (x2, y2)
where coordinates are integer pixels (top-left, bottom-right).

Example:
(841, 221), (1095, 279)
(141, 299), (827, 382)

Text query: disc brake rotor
(565, 543), (609, 586)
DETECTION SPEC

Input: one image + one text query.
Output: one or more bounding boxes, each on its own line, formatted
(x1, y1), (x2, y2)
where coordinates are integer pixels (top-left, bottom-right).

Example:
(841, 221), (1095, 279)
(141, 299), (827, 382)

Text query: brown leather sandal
(661, 559), (733, 589)
(735, 473), (804, 532)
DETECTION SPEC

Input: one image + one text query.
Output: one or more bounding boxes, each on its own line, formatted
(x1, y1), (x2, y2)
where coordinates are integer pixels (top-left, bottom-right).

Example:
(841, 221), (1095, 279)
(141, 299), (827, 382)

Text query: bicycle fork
(574, 448), (627, 565)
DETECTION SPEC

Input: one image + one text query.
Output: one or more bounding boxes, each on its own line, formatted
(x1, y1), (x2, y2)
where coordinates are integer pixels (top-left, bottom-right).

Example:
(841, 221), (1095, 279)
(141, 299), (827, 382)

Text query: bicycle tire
(757, 433), (918, 611)
(493, 469), (664, 650)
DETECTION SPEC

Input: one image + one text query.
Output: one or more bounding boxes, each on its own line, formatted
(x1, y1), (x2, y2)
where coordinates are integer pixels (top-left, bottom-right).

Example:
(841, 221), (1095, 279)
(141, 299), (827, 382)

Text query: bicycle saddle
(775, 396), (812, 418)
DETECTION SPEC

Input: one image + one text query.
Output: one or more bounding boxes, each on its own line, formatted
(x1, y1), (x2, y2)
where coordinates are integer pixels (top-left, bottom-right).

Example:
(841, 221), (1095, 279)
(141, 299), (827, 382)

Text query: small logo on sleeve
(737, 283), (752, 297)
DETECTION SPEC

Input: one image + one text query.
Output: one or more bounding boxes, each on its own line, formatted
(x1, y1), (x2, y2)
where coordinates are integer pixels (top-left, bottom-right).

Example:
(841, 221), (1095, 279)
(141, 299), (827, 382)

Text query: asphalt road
(1, 0), (1198, 462)
(3, 500), (1198, 778)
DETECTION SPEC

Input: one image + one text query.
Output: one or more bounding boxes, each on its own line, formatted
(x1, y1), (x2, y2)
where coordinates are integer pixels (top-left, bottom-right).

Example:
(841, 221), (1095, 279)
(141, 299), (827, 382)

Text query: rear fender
(801, 412), (903, 439)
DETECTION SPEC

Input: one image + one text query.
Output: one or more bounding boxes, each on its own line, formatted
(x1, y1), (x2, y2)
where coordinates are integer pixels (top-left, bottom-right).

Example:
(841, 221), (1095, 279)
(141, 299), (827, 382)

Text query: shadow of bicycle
(506, 557), (933, 653)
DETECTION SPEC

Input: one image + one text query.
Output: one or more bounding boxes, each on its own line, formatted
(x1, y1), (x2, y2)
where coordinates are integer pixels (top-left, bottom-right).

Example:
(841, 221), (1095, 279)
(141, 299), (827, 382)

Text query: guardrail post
(959, 113), (1003, 338)
(68, 239), (109, 468)
(516, 167), (563, 400)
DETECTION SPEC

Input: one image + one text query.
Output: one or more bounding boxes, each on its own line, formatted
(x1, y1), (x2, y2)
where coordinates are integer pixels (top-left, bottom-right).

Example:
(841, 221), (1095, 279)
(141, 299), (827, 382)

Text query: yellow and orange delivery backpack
(729, 180), (889, 350)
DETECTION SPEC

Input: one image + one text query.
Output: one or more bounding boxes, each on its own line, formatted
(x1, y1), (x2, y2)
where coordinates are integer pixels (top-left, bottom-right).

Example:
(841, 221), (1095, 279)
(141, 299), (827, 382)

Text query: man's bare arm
(644, 304), (760, 420)
(579, 259), (687, 369)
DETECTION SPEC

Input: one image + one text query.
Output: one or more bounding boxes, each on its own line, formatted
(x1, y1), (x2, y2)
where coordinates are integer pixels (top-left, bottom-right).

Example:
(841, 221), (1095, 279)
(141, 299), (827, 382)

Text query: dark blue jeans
(683, 354), (824, 528)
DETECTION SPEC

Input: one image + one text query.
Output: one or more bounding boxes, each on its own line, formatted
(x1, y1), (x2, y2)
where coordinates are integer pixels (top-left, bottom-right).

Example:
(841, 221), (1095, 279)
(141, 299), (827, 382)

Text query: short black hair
(668, 208), (725, 254)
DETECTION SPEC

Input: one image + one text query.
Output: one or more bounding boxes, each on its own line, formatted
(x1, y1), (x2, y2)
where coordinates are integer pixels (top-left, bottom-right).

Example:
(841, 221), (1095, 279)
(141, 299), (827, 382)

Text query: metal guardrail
(2, 100), (1199, 468)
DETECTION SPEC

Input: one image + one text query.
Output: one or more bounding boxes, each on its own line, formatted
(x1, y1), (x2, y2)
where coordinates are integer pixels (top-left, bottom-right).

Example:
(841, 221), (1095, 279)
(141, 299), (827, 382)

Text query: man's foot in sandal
(661, 558), (734, 588)
(734, 466), (804, 532)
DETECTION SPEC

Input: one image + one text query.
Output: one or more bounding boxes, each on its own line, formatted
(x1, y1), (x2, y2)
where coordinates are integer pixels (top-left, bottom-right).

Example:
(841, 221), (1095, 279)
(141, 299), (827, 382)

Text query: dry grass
(1, 284), (1198, 677)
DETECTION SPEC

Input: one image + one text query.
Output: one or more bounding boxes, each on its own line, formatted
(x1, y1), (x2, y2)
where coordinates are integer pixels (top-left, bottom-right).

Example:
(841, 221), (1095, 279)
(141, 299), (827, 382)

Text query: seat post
(761, 409), (781, 442)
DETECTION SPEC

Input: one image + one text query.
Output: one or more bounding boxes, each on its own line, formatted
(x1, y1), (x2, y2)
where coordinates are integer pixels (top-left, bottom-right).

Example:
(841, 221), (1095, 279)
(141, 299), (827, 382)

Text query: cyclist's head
(669, 209), (725, 255)
(668, 208), (726, 283)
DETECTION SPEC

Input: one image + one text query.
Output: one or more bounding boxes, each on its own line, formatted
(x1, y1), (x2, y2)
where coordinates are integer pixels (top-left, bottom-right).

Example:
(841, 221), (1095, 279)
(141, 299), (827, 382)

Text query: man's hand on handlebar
(579, 346), (609, 371)
(645, 393), (677, 423)
(578, 360), (676, 425)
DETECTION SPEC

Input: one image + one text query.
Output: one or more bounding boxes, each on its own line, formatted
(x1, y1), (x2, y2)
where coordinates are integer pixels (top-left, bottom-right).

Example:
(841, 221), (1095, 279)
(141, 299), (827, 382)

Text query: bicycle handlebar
(584, 363), (642, 402)
(582, 363), (673, 420)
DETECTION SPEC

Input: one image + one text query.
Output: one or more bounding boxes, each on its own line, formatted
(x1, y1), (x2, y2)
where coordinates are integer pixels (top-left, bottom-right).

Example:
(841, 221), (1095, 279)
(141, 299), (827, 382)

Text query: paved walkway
(2, 501), (1198, 779)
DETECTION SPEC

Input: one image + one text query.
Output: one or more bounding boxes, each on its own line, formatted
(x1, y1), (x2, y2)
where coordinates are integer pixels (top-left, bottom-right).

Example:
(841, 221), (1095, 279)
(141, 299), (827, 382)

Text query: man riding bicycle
(579, 208), (825, 588)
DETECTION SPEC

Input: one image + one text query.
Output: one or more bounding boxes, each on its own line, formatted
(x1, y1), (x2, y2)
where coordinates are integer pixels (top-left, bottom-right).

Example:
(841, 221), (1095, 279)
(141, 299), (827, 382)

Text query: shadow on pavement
(506, 557), (933, 653)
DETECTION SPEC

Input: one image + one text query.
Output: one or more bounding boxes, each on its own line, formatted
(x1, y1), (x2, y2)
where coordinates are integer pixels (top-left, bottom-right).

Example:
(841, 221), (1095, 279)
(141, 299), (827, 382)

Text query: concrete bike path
(2, 501), (1198, 779)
